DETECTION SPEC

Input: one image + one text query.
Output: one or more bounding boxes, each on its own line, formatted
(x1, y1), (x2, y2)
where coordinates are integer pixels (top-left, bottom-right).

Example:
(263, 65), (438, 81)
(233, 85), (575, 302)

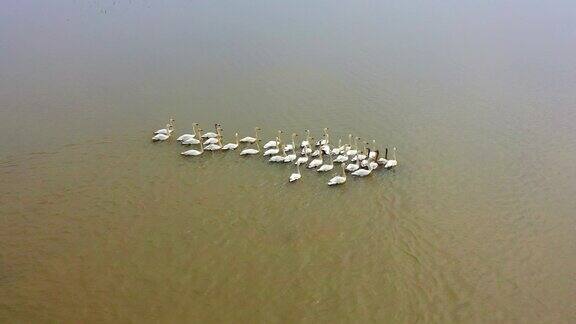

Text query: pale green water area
(1, 0), (576, 322)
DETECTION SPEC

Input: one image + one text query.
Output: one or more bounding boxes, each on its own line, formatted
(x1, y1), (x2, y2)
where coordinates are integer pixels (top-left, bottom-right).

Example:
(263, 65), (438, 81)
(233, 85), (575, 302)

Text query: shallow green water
(1, 0), (576, 322)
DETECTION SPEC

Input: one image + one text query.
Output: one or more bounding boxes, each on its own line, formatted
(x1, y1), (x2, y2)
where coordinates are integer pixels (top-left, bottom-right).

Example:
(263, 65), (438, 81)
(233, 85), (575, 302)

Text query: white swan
(181, 133), (204, 156)
(240, 139), (261, 155)
(204, 125), (223, 144)
(307, 148), (323, 169)
(263, 130), (282, 149)
(295, 145), (309, 165)
(263, 137), (281, 156)
(222, 133), (239, 150)
(289, 163), (301, 182)
(328, 164), (347, 186)
(300, 129), (311, 148)
(378, 148), (389, 165)
(346, 137), (360, 156)
(284, 135), (298, 162)
(283, 133), (296, 152)
(316, 128), (329, 146)
(317, 153), (334, 172)
(240, 127), (261, 143)
(334, 154), (348, 163)
(346, 154), (361, 172)
(331, 139), (344, 155)
(384, 147), (398, 169)
(368, 140), (378, 159)
(351, 142), (368, 162)
(201, 123), (220, 138)
(269, 144), (287, 162)
(204, 135), (222, 151)
(152, 123), (173, 141)
(351, 164), (372, 177)
(177, 123), (198, 142)
(369, 150), (380, 170)
(182, 124), (200, 145)
(154, 118), (174, 135)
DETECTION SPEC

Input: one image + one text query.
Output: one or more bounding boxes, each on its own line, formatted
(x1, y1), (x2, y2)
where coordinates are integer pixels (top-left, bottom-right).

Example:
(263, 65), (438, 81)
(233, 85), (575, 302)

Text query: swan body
(328, 164), (347, 186)
(152, 133), (170, 141)
(201, 132), (218, 138)
(308, 158), (323, 169)
(320, 144), (330, 155)
(204, 137), (219, 145)
(334, 155), (348, 163)
(295, 156), (308, 165)
(352, 167), (372, 177)
(240, 148), (259, 155)
(284, 154), (297, 162)
(177, 134), (194, 142)
(289, 173), (301, 182)
(204, 143), (221, 151)
(182, 137), (200, 145)
(346, 163), (360, 172)
(181, 148), (202, 156)
(317, 164), (333, 172)
(263, 140), (278, 149)
(269, 155), (285, 162)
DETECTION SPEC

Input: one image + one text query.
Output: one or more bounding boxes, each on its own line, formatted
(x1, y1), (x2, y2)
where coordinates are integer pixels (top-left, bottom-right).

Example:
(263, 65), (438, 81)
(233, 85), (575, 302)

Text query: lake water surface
(1, 0), (576, 322)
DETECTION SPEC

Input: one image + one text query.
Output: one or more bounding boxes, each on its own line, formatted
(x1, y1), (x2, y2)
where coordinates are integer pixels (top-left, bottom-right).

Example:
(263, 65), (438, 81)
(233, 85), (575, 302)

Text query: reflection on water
(1, 0), (576, 322)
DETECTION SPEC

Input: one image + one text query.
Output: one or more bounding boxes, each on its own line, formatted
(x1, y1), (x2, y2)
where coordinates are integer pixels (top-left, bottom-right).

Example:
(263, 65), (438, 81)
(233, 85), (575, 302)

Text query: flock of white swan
(152, 118), (398, 186)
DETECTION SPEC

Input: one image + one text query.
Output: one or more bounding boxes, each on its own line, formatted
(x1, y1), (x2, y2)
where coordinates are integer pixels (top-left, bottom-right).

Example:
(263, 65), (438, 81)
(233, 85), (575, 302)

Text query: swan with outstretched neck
(317, 151), (334, 172)
(384, 147), (398, 169)
(177, 123), (198, 142)
(201, 123), (220, 138)
(307, 146), (323, 169)
(154, 118), (174, 135)
(240, 127), (261, 143)
(295, 144), (309, 165)
(263, 137), (281, 156)
(222, 133), (239, 150)
(181, 129), (204, 156)
(240, 139), (261, 155)
(152, 123), (173, 141)
(328, 163), (347, 186)
(284, 134), (298, 162)
(289, 163), (302, 182)
(263, 130), (282, 149)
